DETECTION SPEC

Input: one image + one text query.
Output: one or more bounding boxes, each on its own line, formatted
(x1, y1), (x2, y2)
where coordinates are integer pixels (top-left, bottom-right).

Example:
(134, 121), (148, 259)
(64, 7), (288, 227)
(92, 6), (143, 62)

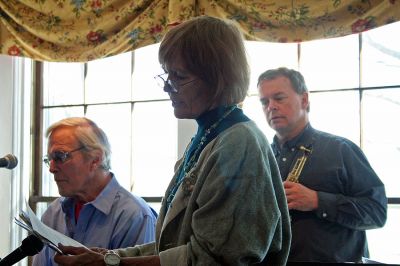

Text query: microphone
(0, 154), (18, 170)
(0, 234), (43, 266)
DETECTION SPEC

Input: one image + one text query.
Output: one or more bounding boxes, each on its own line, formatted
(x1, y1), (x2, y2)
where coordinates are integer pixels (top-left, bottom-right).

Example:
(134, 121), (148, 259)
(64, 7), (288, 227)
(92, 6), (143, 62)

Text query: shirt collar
(272, 123), (314, 155)
(61, 173), (120, 215)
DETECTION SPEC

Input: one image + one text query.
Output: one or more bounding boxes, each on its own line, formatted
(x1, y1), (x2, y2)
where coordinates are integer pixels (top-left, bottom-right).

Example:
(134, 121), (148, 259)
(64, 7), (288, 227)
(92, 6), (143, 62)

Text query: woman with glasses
(55, 16), (291, 266)
(33, 117), (157, 266)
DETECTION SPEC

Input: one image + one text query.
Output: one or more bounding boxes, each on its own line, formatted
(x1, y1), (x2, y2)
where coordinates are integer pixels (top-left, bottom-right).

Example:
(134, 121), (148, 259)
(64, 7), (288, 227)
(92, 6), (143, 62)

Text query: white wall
(0, 55), (13, 257)
(0, 55), (32, 266)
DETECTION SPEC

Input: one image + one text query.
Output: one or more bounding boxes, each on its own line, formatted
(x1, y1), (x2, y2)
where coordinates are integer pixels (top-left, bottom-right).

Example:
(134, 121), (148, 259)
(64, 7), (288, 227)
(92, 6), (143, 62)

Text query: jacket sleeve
(116, 242), (156, 257)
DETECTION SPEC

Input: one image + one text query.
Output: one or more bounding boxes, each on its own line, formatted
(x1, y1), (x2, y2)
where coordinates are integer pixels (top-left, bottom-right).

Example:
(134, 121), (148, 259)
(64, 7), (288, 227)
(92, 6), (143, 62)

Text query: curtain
(1, 0), (399, 62)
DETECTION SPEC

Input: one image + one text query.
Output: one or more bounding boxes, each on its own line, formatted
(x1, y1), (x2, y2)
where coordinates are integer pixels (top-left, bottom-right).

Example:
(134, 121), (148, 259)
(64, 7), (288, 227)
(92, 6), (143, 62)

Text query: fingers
(58, 244), (90, 255)
(54, 252), (73, 265)
(54, 246), (105, 266)
(90, 247), (108, 255)
(283, 180), (294, 188)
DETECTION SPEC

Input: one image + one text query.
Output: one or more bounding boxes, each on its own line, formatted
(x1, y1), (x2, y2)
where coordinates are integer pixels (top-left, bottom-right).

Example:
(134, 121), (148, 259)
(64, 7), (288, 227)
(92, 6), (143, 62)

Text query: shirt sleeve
(32, 209), (58, 266)
(32, 246), (54, 266)
(315, 140), (387, 230)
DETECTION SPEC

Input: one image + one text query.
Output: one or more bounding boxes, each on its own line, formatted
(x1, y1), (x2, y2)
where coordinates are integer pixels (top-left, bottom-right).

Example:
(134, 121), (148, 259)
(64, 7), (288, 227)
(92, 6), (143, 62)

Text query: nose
(267, 101), (278, 112)
(48, 160), (58, 174)
(163, 80), (178, 93)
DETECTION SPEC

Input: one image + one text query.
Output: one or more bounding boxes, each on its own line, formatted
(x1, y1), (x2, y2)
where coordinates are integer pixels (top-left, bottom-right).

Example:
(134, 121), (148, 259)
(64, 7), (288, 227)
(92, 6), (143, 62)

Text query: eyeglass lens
(44, 151), (69, 166)
(155, 74), (177, 93)
(43, 147), (83, 167)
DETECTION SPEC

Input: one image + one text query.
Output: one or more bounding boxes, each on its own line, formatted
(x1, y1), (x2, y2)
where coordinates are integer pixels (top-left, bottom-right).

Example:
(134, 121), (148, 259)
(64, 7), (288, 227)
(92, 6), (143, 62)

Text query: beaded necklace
(166, 105), (237, 209)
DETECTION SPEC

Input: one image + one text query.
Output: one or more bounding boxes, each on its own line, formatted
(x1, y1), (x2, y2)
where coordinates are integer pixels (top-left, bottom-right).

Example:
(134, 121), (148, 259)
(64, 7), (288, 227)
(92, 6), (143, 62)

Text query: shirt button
(322, 212), (328, 218)
(282, 158), (287, 162)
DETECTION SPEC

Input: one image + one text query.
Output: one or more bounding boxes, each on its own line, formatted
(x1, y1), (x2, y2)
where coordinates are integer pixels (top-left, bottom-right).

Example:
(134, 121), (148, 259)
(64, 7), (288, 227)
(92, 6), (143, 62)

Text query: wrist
(104, 250), (120, 266)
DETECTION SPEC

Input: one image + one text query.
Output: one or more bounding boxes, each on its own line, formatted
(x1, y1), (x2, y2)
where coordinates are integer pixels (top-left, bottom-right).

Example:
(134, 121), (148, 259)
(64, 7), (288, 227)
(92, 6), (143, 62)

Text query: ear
(301, 92), (309, 111)
(90, 152), (102, 171)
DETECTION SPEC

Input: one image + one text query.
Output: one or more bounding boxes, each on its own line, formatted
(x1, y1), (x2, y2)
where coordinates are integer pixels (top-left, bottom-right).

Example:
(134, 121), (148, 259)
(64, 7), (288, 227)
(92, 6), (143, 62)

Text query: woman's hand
(54, 245), (161, 266)
(54, 245), (105, 266)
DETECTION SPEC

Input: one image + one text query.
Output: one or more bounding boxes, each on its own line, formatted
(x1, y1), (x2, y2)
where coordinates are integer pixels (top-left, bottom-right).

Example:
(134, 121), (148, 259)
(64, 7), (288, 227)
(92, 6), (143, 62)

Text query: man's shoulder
(113, 187), (156, 216)
(312, 128), (357, 147)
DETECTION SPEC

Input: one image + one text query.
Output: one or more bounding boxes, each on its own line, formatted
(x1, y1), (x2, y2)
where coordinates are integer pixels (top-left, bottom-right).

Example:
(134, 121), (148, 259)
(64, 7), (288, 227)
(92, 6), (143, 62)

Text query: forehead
(48, 127), (78, 148)
(164, 56), (186, 72)
(258, 76), (295, 92)
(258, 76), (294, 95)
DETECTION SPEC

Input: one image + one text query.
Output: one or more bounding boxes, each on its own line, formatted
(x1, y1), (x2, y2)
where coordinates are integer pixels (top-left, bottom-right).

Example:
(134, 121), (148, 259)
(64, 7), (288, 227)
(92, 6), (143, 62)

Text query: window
(33, 22), (400, 264)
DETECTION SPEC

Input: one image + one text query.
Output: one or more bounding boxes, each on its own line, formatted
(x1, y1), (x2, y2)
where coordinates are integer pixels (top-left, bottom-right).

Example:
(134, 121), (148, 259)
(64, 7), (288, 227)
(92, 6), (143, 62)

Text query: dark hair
(159, 16), (249, 105)
(257, 67), (308, 94)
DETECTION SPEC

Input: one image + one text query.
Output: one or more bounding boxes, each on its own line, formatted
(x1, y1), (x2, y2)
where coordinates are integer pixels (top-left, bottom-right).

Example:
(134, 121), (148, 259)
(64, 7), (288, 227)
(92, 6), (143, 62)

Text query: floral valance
(1, 0), (400, 62)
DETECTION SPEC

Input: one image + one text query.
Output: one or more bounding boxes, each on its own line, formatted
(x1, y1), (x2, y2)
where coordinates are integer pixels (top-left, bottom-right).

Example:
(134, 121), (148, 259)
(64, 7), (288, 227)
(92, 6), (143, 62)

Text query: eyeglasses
(43, 147), (84, 167)
(154, 73), (197, 93)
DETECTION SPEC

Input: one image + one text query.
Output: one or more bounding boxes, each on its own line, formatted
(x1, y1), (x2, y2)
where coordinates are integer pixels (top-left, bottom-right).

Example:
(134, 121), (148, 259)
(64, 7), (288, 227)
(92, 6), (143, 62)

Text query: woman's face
(164, 57), (215, 119)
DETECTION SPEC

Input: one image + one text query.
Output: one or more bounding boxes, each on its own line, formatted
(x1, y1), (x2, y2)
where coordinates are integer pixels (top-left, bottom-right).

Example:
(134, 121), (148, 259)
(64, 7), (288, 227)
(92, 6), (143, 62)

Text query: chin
(174, 109), (195, 119)
(57, 187), (71, 197)
(271, 124), (287, 133)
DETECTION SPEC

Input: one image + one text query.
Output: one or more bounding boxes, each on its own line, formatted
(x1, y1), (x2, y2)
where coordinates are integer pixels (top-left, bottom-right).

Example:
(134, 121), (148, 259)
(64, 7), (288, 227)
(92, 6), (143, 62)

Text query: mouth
(269, 115), (284, 122)
(170, 98), (183, 108)
(268, 115), (287, 126)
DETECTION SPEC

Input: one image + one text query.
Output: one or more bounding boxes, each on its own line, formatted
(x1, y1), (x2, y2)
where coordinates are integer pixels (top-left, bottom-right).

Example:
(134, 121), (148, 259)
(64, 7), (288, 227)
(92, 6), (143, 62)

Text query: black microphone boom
(0, 154), (18, 170)
(0, 234), (43, 266)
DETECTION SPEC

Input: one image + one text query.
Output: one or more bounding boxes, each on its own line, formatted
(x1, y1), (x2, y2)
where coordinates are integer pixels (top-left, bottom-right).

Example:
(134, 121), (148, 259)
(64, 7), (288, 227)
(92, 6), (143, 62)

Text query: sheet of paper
(25, 201), (86, 249)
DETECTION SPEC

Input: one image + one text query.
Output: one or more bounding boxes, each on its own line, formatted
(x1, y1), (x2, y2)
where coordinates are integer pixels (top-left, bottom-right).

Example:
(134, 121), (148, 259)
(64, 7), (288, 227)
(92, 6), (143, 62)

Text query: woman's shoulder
(220, 120), (268, 143)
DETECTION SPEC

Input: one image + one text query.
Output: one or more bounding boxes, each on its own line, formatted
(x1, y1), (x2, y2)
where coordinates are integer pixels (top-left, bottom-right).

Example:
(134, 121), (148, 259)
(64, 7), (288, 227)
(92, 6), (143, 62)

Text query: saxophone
(286, 145), (312, 183)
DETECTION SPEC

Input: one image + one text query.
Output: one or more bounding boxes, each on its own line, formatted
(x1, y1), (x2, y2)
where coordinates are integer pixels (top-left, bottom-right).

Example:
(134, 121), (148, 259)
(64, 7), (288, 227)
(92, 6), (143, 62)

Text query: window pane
(362, 22), (400, 87)
(300, 35), (359, 91)
(308, 91), (360, 144)
(86, 104), (132, 190)
(131, 101), (177, 197)
(246, 41), (298, 95)
(43, 62), (84, 106)
(86, 52), (132, 103)
(132, 43), (166, 101)
(367, 204), (400, 264)
(42, 107), (84, 197)
(362, 88), (400, 197)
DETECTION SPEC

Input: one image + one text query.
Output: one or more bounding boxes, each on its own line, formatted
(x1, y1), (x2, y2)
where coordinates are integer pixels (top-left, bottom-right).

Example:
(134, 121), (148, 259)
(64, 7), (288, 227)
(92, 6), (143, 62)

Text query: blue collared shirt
(32, 174), (157, 266)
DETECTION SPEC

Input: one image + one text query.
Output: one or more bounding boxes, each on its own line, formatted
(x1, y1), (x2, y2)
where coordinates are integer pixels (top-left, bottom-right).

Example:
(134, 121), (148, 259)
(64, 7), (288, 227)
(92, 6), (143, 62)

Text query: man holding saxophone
(257, 67), (387, 263)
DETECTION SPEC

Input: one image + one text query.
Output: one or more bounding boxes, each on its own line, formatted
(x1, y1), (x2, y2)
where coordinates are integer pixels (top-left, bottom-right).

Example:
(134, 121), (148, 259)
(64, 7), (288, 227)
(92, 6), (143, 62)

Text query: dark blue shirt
(272, 124), (387, 263)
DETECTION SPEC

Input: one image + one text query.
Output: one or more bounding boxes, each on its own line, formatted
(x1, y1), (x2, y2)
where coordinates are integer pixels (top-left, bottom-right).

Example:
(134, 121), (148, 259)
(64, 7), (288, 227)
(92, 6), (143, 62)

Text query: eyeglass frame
(154, 73), (197, 93)
(43, 146), (85, 167)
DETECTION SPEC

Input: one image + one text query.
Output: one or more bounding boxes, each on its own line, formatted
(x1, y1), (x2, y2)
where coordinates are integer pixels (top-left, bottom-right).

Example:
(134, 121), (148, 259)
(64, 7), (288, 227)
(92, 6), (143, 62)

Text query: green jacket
(118, 121), (291, 265)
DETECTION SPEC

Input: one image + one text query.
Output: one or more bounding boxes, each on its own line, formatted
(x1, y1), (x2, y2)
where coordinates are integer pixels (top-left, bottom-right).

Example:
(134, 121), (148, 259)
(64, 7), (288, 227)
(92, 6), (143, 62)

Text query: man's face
(47, 127), (94, 198)
(258, 76), (309, 137)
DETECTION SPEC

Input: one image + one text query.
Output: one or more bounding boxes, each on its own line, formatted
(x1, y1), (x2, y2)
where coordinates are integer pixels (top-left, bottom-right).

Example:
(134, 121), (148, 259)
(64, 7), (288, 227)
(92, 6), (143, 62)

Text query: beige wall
(0, 55), (13, 257)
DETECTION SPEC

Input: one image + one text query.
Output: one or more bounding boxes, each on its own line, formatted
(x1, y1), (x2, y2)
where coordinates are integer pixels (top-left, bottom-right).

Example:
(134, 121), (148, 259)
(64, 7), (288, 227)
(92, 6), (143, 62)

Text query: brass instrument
(286, 145), (312, 183)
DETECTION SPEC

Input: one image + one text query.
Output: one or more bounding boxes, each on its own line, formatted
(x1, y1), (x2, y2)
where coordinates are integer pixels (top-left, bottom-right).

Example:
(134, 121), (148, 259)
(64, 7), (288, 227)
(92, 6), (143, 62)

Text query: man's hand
(283, 181), (318, 211)
(54, 245), (105, 266)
